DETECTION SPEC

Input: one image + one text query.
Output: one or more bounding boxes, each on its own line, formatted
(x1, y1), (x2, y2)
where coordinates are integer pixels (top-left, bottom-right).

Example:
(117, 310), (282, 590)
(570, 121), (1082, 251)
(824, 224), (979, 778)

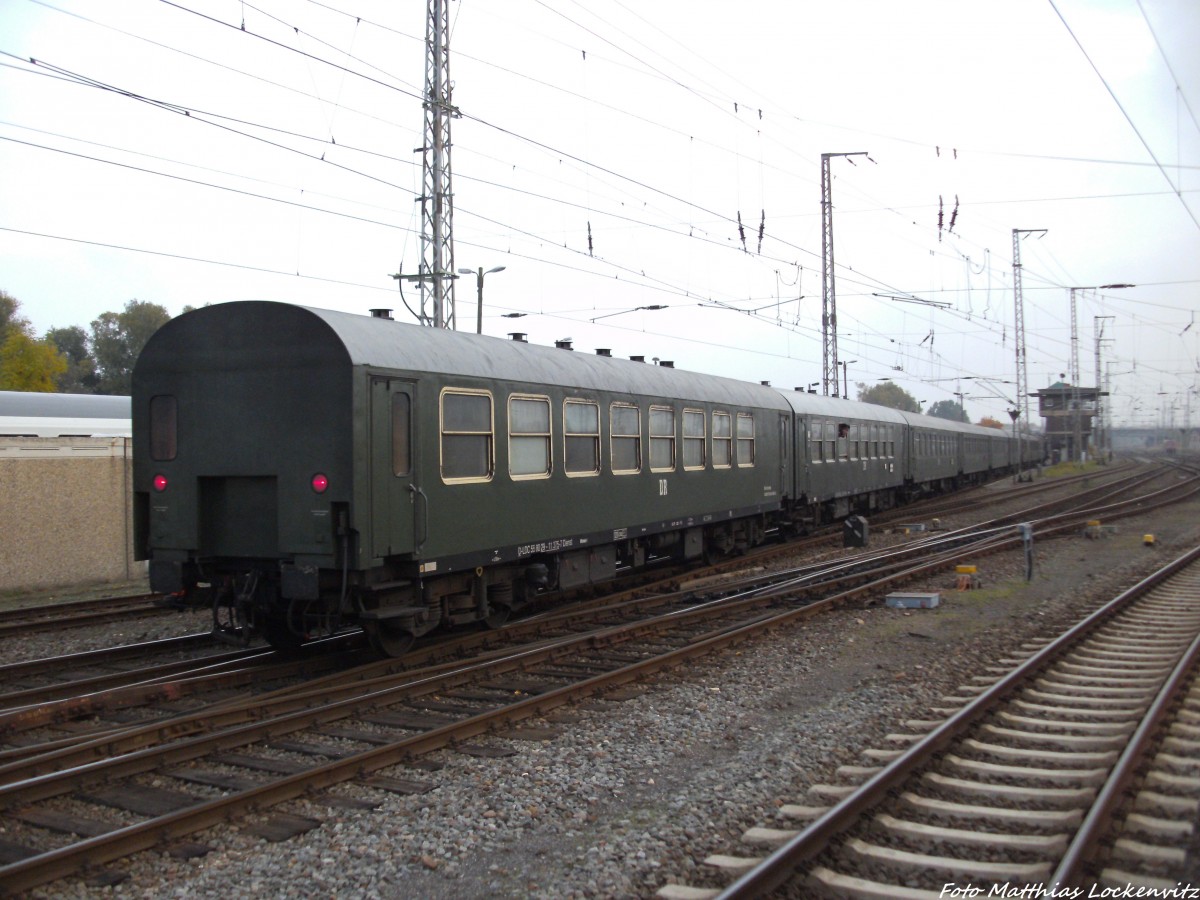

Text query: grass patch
(1041, 460), (1103, 479)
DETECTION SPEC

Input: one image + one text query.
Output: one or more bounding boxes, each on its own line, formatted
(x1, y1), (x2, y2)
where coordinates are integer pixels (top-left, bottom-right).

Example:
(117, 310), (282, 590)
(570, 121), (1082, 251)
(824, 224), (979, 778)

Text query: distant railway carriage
(0, 391), (131, 437)
(132, 302), (1020, 656)
(785, 394), (908, 522)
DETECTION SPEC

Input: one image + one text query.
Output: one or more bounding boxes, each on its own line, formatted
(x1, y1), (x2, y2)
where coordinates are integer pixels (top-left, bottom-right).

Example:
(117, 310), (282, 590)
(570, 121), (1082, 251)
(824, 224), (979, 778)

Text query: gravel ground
(17, 467), (1200, 899)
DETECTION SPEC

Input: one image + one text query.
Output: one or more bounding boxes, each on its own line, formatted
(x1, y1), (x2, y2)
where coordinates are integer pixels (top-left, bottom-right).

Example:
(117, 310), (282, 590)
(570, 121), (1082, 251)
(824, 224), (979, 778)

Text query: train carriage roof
(136, 301), (793, 411)
(897, 410), (1010, 437)
(0, 390), (130, 419)
(776, 390), (910, 424)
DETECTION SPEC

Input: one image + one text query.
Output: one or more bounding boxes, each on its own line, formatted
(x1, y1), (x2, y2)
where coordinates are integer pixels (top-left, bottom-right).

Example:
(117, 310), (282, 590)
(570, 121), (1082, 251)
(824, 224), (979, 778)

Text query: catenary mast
(820, 152), (868, 397)
(400, 0), (458, 328)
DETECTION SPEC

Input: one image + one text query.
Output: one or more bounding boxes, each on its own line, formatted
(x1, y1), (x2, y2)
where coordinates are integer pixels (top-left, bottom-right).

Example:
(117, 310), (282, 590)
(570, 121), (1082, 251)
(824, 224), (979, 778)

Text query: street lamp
(841, 359), (857, 400)
(458, 266), (507, 334)
(1066, 283), (1134, 464)
(590, 305), (668, 323)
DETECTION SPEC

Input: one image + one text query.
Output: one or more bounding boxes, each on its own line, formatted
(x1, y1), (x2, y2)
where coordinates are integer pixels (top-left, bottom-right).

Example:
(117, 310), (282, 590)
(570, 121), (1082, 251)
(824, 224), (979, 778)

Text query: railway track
(0, 592), (177, 639)
(1, 464), (1188, 770)
(0, 464), (1190, 893)
(3, 471), (1197, 895)
(0, 460), (1140, 643)
(654, 544), (1200, 899)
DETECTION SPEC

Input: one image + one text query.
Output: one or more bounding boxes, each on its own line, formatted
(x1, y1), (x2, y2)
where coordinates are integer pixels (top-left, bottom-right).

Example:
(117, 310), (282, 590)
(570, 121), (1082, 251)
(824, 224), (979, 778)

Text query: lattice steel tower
(1011, 229), (1045, 428)
(416, 0), (458, 328)
(820, 152), (867, 397)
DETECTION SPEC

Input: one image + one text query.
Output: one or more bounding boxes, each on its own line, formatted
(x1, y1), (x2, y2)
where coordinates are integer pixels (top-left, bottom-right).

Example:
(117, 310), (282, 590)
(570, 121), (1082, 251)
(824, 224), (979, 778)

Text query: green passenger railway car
(132, 301), (1019, 656)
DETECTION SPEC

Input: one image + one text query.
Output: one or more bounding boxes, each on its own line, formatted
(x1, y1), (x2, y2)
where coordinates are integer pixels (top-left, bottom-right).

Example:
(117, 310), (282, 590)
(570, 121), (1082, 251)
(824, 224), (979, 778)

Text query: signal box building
(1035, 381), (1103, 463)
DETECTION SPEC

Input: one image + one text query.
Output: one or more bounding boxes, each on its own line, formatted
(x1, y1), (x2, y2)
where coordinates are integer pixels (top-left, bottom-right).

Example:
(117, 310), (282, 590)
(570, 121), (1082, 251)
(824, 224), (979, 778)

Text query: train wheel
(261, 615), (305, 654)
(485, 604), (511, 628)
(485, 582), (514, 629)
(365, 621), (415, 657)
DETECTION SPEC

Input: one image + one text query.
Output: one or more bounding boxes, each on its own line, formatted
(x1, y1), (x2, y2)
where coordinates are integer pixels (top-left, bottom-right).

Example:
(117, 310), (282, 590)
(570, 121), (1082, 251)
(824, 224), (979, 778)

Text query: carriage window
(809, 419), (822, 463)
(714, 412), (733, 467)
(564, 399), (600, 475)
(737, 413), (755, 466)
(392, 392), (411, 476)
(610, 403), (641, 474)
(825, 421), (837, 461)
(149, 394), (177, 461)
(683, 409), (706, 470)
(650, 406), (676, 471)
(837, 422), (850, 460)
(509, 396), (551, 478)
(441, 390), (493, 482)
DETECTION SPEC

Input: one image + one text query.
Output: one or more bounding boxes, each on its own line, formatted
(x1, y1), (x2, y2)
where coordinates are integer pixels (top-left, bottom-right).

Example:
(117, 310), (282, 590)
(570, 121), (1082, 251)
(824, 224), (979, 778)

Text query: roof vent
(509, 332), (528, 342)
(595, 348), (612, 357)
(369, 308), (394, 319)
(630, 355), (645, 363)
(659, 360), (674, 368)
(555, 340), (574, 351)
(761, 380), (771, 386)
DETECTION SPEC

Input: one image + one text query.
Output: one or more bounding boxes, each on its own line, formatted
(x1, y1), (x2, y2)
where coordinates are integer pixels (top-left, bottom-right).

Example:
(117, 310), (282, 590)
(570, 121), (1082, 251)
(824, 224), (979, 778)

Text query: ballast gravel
(17, 474), (1200, 900)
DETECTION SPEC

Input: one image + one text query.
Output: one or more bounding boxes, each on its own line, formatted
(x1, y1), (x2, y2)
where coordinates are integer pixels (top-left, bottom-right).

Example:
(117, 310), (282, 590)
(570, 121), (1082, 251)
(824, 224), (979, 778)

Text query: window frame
(736, 412), (755, 467)
(713, 411), (734, 468)
(563, 397), (601, 477)
(508, 394), (552, 480)
(609, 402), (642, 475)
(439, 388), (495, 484)
(149, 394), (177, 462)
(649, 405), (676, 472)
(683, 408), (706, 470)
(392, 391), (411, 476)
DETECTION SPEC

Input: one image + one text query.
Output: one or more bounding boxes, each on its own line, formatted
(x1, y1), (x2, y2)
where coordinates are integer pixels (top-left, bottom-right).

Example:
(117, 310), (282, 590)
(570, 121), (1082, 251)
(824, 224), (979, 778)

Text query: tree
(856, 381), (919, 412)
(47, 325), (99, 393)
(0, 290), (68, 391)
(0, 331), (67, 391)
(91, 299), (170, 395)
(927, 399), (967, 422)
(978, 416), (1006, 429)
(0, 289), (32, 339)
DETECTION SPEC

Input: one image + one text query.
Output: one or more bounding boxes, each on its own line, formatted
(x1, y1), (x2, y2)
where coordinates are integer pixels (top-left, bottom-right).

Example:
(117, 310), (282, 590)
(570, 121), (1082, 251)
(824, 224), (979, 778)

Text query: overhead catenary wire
(2, 1), (1194, 425)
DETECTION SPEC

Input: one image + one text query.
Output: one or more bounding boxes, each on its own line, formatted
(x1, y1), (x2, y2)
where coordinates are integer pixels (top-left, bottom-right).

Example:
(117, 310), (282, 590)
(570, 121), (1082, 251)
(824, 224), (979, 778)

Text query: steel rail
(1, 485), (1195, 894)
(5, 469), (1190, 776)
(1051, 615), (1200, 887)
(0, 633), (214, 680)
(713, 543), (1200, 898)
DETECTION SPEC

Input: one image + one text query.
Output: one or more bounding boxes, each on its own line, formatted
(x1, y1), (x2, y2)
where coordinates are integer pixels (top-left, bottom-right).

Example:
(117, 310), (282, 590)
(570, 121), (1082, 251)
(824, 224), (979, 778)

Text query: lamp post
(457, 266), (507, 334)
(1066, 283), (1133, 464)
(841, 359), (857, 400)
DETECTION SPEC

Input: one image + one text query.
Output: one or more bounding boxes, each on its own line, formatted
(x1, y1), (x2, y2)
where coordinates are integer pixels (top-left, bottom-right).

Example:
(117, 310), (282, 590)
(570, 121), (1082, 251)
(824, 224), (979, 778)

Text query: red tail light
(311, 473), (329, 493)
(153, 474), (168, 492)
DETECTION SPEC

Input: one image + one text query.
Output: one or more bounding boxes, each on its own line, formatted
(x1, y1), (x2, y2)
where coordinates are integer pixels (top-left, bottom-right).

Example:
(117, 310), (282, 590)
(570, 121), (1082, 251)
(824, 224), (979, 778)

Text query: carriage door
(779, 413), (790, 502)
(369, 377), (418, 560)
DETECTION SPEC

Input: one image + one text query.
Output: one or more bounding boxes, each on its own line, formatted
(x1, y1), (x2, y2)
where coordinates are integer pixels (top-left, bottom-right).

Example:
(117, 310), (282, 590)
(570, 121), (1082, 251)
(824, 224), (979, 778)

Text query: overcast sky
(1, 0), (1197, 429)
